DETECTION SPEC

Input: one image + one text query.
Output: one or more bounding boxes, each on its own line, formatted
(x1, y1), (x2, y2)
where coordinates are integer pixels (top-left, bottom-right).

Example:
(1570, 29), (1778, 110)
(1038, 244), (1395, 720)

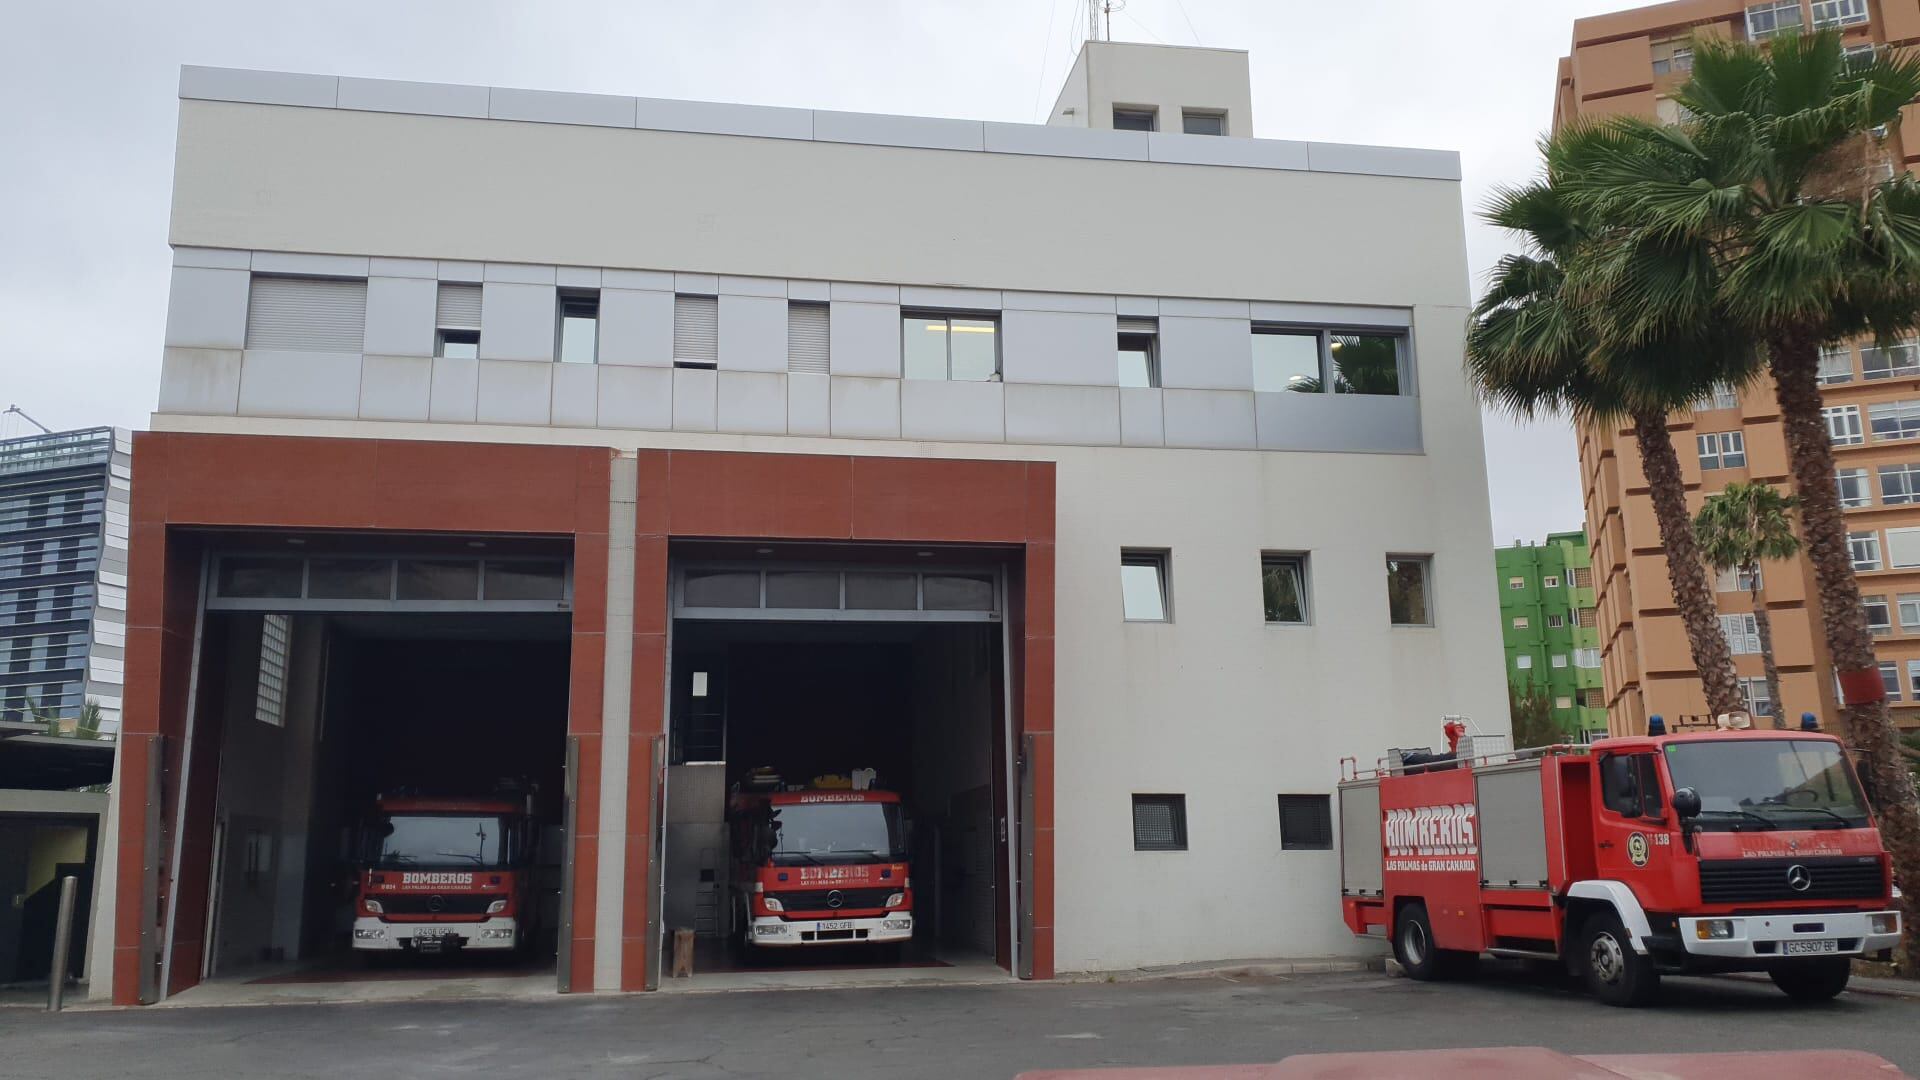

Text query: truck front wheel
(1769, 957), (1851, 1002)
(1393, 902), (1473, 980)
(1579, 911), (1659, 1007)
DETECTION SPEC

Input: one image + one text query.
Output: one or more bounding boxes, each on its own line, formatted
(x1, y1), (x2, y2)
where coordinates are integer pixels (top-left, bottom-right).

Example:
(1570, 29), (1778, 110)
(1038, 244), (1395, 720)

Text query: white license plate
(818, 921), (854, 932)
(1783, 939), (1839, 955)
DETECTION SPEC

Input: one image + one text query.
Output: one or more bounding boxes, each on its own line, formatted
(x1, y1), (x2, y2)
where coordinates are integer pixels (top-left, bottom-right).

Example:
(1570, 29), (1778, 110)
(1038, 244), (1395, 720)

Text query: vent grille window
(788, 302), (830, 374)
(1131, 794), (1187, 851)
(674, 295), (719, 367)
(245, 276), (367, 351)
(255, 614), (290, 727)
(1277, 795), (1333, 850)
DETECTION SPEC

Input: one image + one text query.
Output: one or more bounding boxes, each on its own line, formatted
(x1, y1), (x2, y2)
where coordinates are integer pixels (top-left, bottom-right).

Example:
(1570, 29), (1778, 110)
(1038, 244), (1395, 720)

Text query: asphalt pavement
(5, 966), (1919, 1079)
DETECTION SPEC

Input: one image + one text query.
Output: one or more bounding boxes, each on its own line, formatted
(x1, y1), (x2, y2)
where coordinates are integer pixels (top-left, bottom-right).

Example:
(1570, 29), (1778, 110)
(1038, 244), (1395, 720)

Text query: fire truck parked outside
(1340, 720), (1901, 1005)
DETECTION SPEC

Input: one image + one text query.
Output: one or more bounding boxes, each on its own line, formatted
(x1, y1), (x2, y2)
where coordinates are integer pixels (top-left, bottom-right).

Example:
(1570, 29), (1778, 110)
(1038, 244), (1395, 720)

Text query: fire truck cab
(351, 793), (538, 956)
(1339, 720), (1902, 1005)
(726, 775), (913, 952)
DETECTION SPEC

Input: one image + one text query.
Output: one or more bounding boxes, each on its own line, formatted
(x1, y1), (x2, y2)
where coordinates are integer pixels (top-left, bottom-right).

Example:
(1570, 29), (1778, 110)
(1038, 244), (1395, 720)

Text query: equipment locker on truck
(1339, 716), (1901, 1005)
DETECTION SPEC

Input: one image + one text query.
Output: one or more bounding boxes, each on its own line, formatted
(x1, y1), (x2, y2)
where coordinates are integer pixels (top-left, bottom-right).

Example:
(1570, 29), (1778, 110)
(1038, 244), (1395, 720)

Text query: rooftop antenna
(3, 405), (52, 435)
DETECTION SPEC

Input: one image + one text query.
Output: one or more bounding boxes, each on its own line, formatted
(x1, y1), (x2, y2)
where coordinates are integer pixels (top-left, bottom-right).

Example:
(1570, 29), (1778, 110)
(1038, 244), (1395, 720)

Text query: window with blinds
(436, 283), (482, 358)
(1277, 794), (1332, 850)
(255, 613), (290, 727)
(245, 276), (367, 352)
(788, 301), (830, 374)
(674, 295), (719, 368)
(1131, 794), (1188, 851)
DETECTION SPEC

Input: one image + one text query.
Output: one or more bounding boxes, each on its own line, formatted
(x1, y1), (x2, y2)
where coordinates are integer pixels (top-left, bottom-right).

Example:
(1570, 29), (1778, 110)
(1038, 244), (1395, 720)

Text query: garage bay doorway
(660, 547), (1016, 989)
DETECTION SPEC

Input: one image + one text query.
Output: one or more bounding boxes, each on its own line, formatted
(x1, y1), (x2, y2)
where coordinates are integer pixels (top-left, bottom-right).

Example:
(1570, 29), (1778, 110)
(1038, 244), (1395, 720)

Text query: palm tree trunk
(1771, 333), (1920, 971)
(1632, 410), (1745, 718)
(1749, 566), (1786, 730)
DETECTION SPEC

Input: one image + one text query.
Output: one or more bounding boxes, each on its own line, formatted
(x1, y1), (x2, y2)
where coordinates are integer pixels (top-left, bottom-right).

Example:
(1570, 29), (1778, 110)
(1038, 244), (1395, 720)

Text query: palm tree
(1695, 482), (1801, 729)
(1468, 177), (1755, 720)
(1555, 29), (1920, 966)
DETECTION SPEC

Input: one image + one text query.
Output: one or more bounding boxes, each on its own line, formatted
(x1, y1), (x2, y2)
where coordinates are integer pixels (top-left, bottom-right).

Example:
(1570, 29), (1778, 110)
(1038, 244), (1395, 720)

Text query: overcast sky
(0, 0), (1631, 542)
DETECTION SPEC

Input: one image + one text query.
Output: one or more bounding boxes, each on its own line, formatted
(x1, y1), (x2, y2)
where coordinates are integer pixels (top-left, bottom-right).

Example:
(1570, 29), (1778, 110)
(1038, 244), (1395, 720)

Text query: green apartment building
(1496, 529), (1607, 737)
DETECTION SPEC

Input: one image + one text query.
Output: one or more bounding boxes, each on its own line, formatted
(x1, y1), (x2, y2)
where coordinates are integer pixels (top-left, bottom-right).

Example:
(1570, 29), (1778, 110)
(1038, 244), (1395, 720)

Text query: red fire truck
(351, 793), (538, 956)
(1339, 719), (1902, 1005)
(726, 778), (913, 952)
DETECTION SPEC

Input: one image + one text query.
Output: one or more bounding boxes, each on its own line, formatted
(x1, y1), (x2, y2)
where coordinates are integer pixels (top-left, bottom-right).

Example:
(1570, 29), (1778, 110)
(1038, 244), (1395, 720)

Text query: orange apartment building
(1556, 0), (1920, 735)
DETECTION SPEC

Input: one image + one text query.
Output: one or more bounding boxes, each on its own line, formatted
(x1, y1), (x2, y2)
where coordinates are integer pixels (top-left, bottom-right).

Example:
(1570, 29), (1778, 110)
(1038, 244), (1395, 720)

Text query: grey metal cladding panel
(982, 122), (1149, 162)
(812, 110), (985, 152)
(666, 763), (728, 824)
(1339, 783), (1383, 895)
(1254, 392), (1423, 455)
(1476, 763), (1550, 888)
(633, 97), (813, 141)
(488, 86), (638, 129)
(337, 77), (490, 119)
(180, 66), (337, 108)
(1307, 142), (1462, 182)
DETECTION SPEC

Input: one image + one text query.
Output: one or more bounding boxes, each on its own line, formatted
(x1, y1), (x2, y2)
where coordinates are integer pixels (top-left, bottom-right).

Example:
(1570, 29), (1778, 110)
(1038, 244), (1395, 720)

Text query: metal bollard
(47, 875), (77, 1012)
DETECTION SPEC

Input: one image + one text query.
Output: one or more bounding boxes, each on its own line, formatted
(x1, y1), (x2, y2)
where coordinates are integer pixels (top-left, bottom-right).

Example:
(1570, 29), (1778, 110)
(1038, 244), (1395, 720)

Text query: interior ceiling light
(285, 537), (306, 546)
(756, 547), (774, 555)
(917, 550), (933, 557)
(467, 541), (486, 549)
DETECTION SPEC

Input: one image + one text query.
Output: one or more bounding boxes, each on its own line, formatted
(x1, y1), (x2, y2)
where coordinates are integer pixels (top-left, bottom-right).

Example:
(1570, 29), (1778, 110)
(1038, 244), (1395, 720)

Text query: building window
(1865, 594), (1893, 636)
(1717, 565), (1763, 592)
(1812, 0), (1870, 28)
(1651, 39), (1694, 75)
(1746, 0), (1804, 38)
(1899, 593), (1920, 631)
(1825, 404), (1864, 445)
(1819, 346), (1855, 384)
(1260, 553), (1309, 624)
(1117, 318), (1159, 388)
(1882, 660), (1903, 700)
(1909, 661), (1920, 701)
(1182, 110), (1226, 136)
(556, 290), (599, 364)
(1863, 340), (1920, 381)
(1574, 647), (1601, 668)
(1507, 576), (1526, 590)
(1740, 677), (1775, 719)
(255, 613), (290, 727)
(1386, 555), (1433, 627)
(1881, 464), (1920, 505)
(1839, 467), (1872, 508)
(1852, 530), (1884, 571)
(1887, 527), (1920, 569)
(1871, 400), (1920, 442)
(788, 301), (830, 374)
(904, 311), (1000, 381)
(246, 275), (368, 352)
(1276, 795), (1333, 851)
(1252, 327), (1406, 396)
(1551, 654), (1569, 668)
(1582, 687), (1605, 708)
(1547, 613), (1565, 628)
(1697, 431), (1747, 470)
(1719, 613), (1762, 655)
(1578, 606), (1598, 628)
(1132, 794), (1188, 851)
(1121, 550), (1171, 622)
(1516, 655), (1534, 670)
(1513, 616), (1530, 629)
(435, 282), (481, 358)
(1543, 575), (1561, 589)
(1847, 42), (1881, 67)
(1572, 566), (1592, 589)
(1556, 696), (1574, 709)
(673, 294), (719, 368)
(1112, 106), (1157, 131)
(1698, 382), (1740, 411)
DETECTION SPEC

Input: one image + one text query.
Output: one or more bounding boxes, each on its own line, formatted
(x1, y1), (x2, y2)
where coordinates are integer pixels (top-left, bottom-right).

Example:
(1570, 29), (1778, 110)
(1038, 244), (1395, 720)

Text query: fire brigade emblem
(1627, 832), (1650, 867)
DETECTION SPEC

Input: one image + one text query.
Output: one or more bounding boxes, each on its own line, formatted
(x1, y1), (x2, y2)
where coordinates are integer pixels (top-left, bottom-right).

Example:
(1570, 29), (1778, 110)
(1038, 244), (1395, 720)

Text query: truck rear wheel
(1579, 911), (1658, 1007)
(1392, 902), (1472, 980)
(1769, 957), (1851, 1002)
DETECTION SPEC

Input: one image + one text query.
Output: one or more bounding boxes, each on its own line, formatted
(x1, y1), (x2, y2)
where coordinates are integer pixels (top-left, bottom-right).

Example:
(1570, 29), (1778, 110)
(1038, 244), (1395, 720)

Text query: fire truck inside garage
(187, 537), (573, 989)
(659, 544), (1015, 984)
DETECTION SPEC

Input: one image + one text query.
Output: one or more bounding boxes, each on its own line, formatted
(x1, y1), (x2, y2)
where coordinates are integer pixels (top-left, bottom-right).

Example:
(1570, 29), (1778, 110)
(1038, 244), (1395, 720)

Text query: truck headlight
(1873, 913), (1900, 934)
(354, 928), (386, 940)
(1695, 919), (1735, 940)
(363, 900), (383, 915)
(763, 896), (783, 913)
(487, 899), (507, 914)
(885, 892), (905, 908)
(479, 928), (515, 940)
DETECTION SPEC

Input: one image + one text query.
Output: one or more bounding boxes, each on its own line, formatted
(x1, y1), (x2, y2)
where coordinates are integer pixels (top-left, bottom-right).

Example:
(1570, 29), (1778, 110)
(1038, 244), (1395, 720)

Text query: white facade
(149, 46), (1507, 974)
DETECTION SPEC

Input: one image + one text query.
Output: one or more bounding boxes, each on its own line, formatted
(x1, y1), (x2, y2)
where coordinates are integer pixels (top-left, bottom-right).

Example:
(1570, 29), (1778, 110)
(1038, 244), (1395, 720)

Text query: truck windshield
(768, 803), (905, 865)
(369, 814), (510, 870)
(1663, 739), (1871, 830)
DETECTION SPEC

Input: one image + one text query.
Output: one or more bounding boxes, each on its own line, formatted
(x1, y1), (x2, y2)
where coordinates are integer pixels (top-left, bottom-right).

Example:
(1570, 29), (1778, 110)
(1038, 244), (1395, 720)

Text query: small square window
(1543, 575), (1560, 589)
(1113, 106), (1157, 131)
(1546, 614), (1565, 628)
(1512, 616), (1530, 629)
(1507, 577), (1526, 590)
(1387, 555), (1433, 626)
(557, 290), (599, 364)
(1118, 320), (1159, 388)
(1182, 110), (1225, 136)
(1516, 655), (1533, 670)
(1132, 794), (1188, 851)
(1261, 553), (1308, 623)
(436, 328), (479, 359)
(1122, 550), (1171, 622)
(1277, 795), (1332, 851)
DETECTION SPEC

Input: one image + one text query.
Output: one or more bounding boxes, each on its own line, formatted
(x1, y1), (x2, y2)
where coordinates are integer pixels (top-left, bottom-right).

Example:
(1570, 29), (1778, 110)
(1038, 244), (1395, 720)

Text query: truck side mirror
(1672, 787), (1702, 820)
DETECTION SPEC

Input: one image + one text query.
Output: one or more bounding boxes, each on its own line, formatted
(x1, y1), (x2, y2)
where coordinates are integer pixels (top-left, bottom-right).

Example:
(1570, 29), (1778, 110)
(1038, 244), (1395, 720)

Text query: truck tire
(1393, 902), (1473, 980)
(1579, 910), (1659, 1006)
(1769, 957), (1851, 1002)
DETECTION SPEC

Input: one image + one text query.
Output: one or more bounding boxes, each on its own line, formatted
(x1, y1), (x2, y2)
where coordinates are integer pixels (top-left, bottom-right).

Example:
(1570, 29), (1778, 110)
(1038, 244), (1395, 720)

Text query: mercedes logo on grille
(827, 890), (844, 909)
(428, 895), (447, 912)
(1786, 865), (1813, 893)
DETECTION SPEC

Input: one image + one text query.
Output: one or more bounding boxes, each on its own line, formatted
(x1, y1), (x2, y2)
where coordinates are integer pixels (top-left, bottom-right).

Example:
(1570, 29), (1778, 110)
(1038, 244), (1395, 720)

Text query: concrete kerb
(1059, 956), (1385, 985)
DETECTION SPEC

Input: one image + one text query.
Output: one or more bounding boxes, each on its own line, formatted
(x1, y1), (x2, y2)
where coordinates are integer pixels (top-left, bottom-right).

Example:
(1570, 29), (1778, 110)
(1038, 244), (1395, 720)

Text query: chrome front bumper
(747, 913), (913, 947)
(1677, 910), (1900, 958)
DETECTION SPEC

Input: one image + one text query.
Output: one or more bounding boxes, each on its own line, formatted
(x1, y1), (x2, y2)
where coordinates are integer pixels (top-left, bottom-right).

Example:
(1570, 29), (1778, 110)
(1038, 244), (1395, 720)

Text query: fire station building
(107, 41), (1508, 1003)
